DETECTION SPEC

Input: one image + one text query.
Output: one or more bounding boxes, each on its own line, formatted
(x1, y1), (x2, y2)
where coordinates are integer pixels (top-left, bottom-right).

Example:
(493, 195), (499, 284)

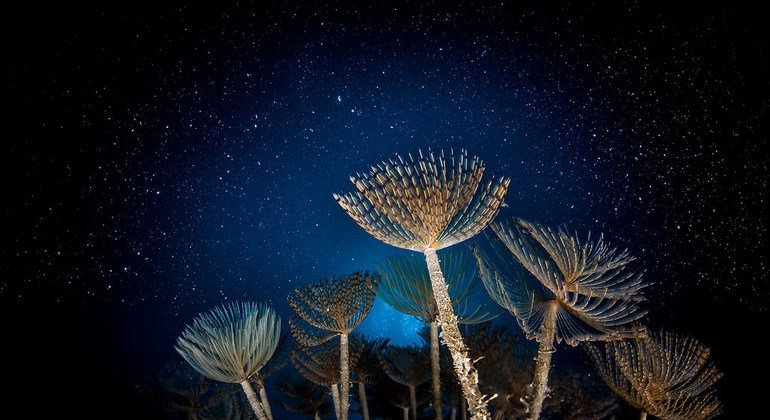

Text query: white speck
(337, 95), (341, 102)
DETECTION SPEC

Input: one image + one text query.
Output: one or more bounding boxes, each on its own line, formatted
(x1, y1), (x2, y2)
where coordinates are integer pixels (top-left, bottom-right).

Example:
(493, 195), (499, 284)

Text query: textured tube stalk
(639, 411), (647, 420)
(358, 382), (370, 420)
(528, 301), (558, 420)
(410, 385), (417, 419)
(424, 248), (490, 420)
(340, 333), (350, 420)
(332, 384), (341, 419)
(430, 320), (443, 420)
(258, 386), (274, 420)
(240, 380), (268, 420)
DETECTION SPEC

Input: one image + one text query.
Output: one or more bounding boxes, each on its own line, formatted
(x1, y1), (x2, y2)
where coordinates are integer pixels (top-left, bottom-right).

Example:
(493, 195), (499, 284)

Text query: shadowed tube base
(258, 385), (274, 420)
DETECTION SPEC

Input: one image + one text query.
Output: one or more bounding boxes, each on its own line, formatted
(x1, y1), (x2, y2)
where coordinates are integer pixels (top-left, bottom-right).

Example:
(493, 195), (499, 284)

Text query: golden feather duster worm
(473, 219), (648, 419)
(585, 330), (723, 419)
(288, 272), (379, 420)
(335, 149), (510, 420)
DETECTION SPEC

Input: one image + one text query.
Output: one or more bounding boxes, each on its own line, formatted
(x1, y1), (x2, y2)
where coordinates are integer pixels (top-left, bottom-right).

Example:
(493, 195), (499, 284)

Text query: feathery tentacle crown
(585, 330), (723, 419)
(291, 338), (343, 387)
(349, 333), (389, 385)
(175, 302), (281, 384)
(474, 219), (648, 345)
(291, 335), (372, 387)
(376, 248), (501, 324)
(288, 271), (379, 346)
(505, 219), (647, 298)
(334, 149), (510, 251)
(379, 345), (432, 387)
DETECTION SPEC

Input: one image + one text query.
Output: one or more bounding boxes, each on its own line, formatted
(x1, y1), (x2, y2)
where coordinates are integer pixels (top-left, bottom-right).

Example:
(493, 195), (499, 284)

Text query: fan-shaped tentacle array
(379, 345), (432, 388)
(377, 253), (436, 320)
(289, 314), (338, 348)
(585, 330), (723, 419)
(175, 302), (281, 384)
(515, 220), (647, 299)
(291, 338), (342, 388)
(334, 149), (510, 251)
(377, 248), (501, 324)
(175, 302), (281, 419)
(288, 271), (379, 336)
(349, 334), (390, 385)
(474, 220), (648, 419)
(476, 220), (648, 346)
